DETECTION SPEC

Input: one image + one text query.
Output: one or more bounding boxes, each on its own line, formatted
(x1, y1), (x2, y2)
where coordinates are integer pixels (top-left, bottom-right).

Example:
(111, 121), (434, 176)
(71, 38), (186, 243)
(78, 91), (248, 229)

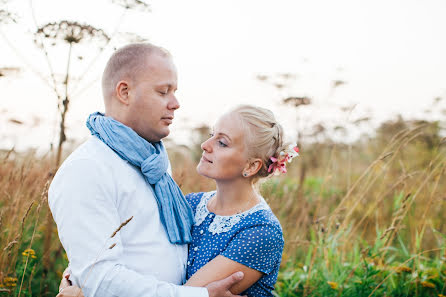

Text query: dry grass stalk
(111, 216), (133, 238)
(21, 201), (35, 233)
(78, 215), (134, 297)
(0, 209), (3, 236)
(368, 248), (443, 297)
(18, 180), (50, 297)
(380, 193), (411, 245)
(3, 239), (18, 251)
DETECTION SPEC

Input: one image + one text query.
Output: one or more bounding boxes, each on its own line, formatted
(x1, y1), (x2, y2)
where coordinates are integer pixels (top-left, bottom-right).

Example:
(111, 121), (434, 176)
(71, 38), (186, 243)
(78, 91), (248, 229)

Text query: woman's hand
(56, 268), (84, 297)
(56, 286), (84, 297)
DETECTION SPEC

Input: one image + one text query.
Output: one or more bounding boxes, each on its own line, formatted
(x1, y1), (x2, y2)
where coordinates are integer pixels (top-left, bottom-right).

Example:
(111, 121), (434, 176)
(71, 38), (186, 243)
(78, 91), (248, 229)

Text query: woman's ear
(243, 158), (263, 177)
(115, 80), (130, 105)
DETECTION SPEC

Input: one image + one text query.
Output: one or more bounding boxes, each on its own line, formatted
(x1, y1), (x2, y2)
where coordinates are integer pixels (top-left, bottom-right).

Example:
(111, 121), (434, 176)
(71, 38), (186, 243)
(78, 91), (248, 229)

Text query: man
(49, 43), (244, 297)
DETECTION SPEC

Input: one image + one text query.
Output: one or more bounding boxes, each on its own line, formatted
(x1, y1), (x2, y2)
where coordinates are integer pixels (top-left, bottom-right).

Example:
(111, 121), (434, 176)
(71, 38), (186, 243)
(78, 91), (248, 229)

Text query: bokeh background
(1, 0), (445, 296)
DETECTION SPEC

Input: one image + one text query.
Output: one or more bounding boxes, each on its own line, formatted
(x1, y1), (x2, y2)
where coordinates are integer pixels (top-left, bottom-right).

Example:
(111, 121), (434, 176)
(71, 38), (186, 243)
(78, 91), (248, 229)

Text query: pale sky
(1, 0), (446, 151)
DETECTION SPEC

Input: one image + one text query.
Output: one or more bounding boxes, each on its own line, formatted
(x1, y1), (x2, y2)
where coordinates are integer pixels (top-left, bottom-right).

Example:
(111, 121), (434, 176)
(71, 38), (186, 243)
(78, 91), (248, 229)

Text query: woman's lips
(201, 155), (213, 163)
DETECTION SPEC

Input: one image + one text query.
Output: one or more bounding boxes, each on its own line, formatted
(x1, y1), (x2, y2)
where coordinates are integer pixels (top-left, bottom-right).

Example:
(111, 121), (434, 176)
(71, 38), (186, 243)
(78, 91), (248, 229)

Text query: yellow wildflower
(22, 248), (37, 258)
(3, 277), (18, 287)
(327, 281), (338, 290)
(421, 281), (435, 288)
(438, 294), (446, 297)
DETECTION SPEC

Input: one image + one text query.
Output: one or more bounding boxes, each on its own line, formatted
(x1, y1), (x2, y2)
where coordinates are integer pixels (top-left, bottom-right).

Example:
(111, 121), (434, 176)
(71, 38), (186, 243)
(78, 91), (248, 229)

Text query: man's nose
(168, 94), (180, 110)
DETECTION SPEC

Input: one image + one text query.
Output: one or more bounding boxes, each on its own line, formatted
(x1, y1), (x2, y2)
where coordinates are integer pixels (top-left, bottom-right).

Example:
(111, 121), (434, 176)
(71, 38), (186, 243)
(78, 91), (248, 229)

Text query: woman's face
(197, 112), (250, 181)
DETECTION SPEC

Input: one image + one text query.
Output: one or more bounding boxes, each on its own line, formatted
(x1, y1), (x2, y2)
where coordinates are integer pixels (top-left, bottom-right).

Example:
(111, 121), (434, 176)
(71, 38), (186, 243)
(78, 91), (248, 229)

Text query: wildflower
(438, 294), (446, 297)
(327, 281), (338, 290)
(22, 248), (37, 259)
(421, 281), (435, 288)
(3, 277), (18, 287)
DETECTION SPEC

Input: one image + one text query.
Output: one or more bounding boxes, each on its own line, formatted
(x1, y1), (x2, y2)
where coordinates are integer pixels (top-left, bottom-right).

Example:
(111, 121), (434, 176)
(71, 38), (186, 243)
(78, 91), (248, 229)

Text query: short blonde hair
(101, 43), (171, 99)
(230, 105), (286, 181)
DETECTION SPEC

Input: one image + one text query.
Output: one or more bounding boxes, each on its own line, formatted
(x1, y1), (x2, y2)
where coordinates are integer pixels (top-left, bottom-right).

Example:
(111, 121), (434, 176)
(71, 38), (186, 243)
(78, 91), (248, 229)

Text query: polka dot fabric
(186, 191), (284, 297)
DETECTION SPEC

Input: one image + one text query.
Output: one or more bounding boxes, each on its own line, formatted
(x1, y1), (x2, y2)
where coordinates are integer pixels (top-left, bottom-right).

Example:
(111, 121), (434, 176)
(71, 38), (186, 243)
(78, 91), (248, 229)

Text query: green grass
(0, 118), (445, 296)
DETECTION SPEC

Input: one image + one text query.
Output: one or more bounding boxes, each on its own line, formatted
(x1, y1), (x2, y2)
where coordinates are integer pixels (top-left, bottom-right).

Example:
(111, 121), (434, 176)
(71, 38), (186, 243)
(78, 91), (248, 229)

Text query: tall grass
(0, 119), (444, 296)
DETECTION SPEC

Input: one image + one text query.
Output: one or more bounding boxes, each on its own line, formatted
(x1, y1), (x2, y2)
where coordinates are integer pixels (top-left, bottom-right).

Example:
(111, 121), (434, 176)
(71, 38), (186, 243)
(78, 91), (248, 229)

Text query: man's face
(127, 53), (179, 142)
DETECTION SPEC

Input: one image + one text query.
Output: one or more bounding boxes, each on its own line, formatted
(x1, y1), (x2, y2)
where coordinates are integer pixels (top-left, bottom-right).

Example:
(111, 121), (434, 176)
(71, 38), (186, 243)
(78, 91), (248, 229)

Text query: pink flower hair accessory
(267, 143), (299, 175)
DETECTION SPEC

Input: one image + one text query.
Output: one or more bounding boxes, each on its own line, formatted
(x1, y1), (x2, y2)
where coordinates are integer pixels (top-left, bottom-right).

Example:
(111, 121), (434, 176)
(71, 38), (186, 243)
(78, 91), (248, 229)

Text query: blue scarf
(86, 112), (194, 244)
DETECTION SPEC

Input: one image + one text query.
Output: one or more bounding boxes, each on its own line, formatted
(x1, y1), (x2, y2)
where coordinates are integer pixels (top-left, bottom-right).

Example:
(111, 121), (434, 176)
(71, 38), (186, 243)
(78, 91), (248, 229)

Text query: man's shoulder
(49, 137), (121, 208)
(64, 137), (116, 164)
(50, 137), (123, 193)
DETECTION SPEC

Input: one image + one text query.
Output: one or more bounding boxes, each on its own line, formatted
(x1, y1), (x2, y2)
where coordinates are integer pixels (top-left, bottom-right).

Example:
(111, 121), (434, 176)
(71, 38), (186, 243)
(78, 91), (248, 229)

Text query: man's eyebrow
(155, 83), (177, 90)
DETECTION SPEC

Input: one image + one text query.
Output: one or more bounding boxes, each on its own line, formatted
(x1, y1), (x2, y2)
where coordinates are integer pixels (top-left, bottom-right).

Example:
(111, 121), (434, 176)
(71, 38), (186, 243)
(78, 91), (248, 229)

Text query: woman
(59, 105), (298, 296)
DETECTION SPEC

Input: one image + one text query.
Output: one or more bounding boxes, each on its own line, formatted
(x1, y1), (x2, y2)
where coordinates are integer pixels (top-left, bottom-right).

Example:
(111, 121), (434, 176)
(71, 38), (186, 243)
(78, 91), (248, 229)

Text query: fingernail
(236, 271), (244, 278)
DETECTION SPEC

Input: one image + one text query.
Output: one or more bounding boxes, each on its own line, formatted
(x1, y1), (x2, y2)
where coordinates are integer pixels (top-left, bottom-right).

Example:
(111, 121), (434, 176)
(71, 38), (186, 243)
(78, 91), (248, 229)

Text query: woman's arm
(185, 255), (263, 294)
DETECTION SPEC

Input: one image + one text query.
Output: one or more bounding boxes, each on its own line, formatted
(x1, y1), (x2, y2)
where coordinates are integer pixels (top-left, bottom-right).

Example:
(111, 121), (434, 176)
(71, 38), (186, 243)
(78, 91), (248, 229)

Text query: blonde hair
(230, 105), (286, 181)
(101, 43), (171, 100)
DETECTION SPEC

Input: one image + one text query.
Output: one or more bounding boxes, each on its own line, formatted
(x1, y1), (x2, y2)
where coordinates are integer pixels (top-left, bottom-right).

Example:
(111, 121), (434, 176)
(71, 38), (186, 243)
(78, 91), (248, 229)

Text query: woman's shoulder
(185, 191), (214, 212)
(243, 200), (283, 236)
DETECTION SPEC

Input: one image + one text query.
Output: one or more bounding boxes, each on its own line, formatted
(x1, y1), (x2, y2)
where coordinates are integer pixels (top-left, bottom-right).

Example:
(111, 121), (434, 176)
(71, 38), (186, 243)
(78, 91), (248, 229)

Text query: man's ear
(115, 80), (130, 105)
(243, 158), (263, 177)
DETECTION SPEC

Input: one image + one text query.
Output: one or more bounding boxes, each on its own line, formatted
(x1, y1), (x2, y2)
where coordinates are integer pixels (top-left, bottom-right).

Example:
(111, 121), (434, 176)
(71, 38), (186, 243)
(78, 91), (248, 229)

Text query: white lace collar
(194, 191), (270, 235)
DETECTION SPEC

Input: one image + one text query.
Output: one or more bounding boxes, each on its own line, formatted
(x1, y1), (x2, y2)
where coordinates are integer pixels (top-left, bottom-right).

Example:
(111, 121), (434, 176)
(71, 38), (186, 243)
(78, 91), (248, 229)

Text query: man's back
(49, 136), (189, 295)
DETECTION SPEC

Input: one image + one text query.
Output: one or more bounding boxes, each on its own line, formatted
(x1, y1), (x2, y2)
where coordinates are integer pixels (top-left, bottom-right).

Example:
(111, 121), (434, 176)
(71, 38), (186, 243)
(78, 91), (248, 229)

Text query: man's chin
(156, 129), (170, 142)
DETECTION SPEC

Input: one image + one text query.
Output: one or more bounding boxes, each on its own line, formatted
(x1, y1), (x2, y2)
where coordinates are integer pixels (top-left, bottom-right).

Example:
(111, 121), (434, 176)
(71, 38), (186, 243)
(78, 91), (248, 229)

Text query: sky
(1, 0), (446, 152)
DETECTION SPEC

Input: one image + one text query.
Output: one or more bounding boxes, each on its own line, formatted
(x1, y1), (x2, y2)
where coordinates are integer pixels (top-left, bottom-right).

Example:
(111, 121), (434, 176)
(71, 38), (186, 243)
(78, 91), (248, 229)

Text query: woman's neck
(209, 179), (260, 216)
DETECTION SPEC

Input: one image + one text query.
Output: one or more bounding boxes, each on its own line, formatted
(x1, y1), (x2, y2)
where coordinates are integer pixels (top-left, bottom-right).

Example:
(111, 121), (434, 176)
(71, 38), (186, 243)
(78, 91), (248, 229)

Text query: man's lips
(161, 116), (174, 124)
(201, 155), (213, 163)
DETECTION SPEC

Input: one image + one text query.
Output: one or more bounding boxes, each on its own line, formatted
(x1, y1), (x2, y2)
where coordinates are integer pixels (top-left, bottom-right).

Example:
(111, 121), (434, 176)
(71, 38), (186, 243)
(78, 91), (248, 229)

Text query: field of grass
(0, 118), (445, 296)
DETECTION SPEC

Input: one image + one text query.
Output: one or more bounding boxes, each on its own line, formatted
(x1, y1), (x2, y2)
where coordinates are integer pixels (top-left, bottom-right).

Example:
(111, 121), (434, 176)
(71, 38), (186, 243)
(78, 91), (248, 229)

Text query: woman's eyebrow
(216, 132), (231, 141)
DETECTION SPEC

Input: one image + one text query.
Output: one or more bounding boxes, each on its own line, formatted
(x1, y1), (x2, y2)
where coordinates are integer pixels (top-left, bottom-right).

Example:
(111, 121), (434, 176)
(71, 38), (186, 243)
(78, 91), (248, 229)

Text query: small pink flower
(268, 144), (300, 174)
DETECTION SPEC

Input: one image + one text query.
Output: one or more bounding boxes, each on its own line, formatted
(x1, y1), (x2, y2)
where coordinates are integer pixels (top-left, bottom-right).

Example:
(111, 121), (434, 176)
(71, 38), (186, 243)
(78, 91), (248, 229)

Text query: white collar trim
(194, 191), (269, 235)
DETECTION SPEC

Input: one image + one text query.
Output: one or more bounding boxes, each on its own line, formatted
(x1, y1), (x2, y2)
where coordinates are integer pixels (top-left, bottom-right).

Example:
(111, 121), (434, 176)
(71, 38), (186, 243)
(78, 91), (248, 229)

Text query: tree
(34, 21), (111, 166)
(1, 0), (150, 166)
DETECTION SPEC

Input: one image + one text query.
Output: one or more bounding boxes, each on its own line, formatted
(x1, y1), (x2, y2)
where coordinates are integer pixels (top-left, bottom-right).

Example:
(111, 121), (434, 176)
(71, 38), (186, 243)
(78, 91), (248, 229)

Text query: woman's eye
(218, 140), (227, 147)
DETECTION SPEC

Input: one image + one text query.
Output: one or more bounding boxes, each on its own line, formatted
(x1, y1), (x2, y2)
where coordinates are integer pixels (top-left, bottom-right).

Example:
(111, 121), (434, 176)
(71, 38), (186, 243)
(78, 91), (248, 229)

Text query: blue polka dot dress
(185, 191), (284, 297)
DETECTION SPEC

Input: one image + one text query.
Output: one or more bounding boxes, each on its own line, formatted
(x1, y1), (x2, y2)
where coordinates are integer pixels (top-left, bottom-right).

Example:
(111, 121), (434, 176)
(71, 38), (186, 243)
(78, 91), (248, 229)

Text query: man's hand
(206, 272), (247, 297)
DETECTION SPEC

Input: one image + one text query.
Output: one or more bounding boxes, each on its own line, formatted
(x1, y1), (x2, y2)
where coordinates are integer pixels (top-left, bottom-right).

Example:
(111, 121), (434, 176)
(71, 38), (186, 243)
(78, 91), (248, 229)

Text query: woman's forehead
(213, 112), (245, 139)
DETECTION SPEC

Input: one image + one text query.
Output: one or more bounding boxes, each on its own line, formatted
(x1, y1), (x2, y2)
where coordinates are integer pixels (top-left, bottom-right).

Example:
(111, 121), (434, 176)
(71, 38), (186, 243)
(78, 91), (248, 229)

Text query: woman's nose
(201, 137), (212, 153)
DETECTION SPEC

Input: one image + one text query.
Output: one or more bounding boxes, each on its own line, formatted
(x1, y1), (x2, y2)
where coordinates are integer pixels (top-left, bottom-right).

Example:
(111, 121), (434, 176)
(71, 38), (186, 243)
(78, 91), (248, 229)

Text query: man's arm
(49, 158), (207, 297)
